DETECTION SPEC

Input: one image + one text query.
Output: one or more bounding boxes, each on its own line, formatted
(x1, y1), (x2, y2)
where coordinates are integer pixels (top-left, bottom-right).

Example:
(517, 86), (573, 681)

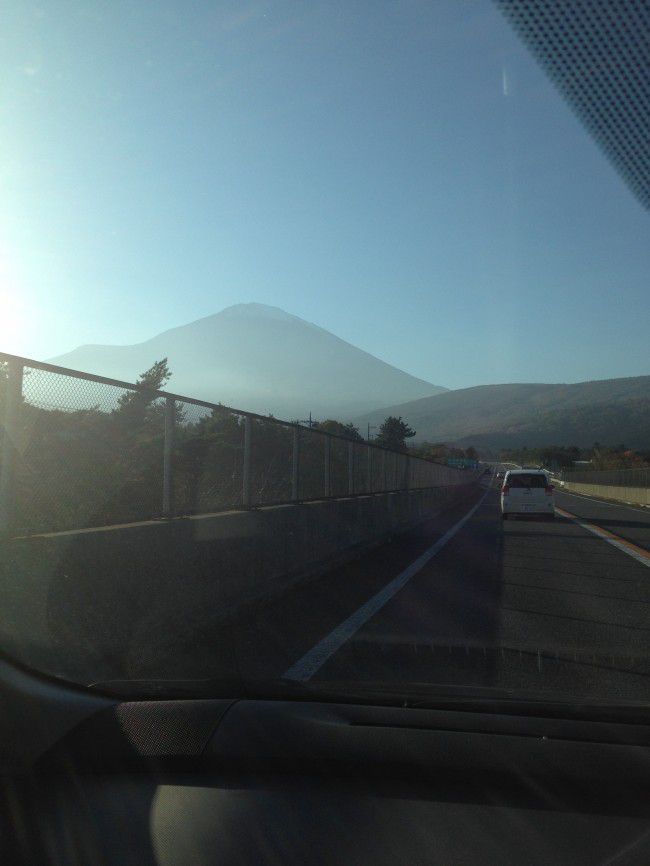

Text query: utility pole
(367, 423), (377, 442)
(0, 358), (23, 536)
(299, 412), (315, 428)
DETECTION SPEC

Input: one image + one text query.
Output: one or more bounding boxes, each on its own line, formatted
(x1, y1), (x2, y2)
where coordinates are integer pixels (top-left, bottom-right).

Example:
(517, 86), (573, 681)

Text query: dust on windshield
(1, 0), (649, 708)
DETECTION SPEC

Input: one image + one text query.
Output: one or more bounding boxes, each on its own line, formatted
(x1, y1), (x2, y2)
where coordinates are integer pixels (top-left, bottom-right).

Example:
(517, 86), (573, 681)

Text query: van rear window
(508, 474), (548, 488)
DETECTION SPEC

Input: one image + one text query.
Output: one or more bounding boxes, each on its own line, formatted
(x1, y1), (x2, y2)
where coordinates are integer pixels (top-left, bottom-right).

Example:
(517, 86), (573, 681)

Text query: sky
(1, 0), (648, 390)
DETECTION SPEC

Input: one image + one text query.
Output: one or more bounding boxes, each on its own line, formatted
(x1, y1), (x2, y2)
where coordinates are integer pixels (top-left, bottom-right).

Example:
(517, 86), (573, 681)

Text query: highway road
(227, 474), (650, 704)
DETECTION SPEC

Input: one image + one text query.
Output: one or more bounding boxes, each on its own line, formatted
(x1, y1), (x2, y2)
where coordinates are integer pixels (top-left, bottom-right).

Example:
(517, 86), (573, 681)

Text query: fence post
(242, 415), (252, 508)
(162, 397), (175, 518)
(324, 435), (331, 497)
(367, 445), (372, 494)
(405, 455), (410, 490)
(382, 450), (387, 493)
(0, 359), (24, 536)
(348, 440), (354, 495)
(292, 427), (300, 501)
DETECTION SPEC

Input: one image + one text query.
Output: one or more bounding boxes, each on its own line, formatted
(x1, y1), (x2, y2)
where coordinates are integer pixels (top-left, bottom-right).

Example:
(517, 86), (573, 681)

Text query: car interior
(2, 657), (650, 865)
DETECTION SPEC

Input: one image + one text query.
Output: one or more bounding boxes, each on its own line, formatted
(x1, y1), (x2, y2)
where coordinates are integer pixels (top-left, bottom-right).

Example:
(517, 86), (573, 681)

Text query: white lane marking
(556, 507), (650, 569)
(557, 488), (650, 515)
(283, 489), (490, 682)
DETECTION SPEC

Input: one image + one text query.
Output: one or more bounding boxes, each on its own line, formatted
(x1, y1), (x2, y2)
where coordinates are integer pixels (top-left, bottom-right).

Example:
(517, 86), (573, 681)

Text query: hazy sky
(1, 0), (648, 389)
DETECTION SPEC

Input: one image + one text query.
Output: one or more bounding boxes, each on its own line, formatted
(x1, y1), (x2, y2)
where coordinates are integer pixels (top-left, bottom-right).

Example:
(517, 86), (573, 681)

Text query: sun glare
(0, 290), (27, 355)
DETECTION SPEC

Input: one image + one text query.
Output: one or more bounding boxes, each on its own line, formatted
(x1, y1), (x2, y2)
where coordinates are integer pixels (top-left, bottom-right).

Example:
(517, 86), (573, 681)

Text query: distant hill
(355, 378), (650, 449)
(49, 303), (447, 419)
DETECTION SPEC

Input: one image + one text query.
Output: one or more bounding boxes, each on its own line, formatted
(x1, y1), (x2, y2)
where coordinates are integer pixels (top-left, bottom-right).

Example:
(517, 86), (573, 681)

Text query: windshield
(1, 0), (649, 713)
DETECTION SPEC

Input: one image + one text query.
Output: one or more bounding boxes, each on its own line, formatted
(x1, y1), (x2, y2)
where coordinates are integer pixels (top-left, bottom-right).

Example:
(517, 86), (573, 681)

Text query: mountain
(49, 303), (447, 419)
(355, 378), (650, 449)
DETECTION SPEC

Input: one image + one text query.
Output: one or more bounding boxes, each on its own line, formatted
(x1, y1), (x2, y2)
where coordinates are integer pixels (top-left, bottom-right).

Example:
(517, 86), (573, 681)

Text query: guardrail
(560, 467), (650, 487)
(559, 467), (650, 507)
(0, 352), (473, 536)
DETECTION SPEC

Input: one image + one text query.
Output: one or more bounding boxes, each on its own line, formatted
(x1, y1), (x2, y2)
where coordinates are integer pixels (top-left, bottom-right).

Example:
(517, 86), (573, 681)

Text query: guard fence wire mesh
(5, 362), (167, 534)
(0, 353), (473, 537)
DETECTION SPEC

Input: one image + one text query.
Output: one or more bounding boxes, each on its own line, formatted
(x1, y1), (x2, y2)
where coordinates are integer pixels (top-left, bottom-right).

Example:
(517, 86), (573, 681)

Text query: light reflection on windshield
(0, 0), (648, 709)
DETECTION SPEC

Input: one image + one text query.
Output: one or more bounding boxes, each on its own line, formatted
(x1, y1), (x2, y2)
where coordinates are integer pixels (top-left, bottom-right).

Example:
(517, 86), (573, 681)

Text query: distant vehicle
(501, 470), (554, 520)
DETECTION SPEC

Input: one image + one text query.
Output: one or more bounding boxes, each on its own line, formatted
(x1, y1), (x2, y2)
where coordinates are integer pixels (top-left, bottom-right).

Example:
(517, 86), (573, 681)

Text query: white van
(501, 469), (555, 520)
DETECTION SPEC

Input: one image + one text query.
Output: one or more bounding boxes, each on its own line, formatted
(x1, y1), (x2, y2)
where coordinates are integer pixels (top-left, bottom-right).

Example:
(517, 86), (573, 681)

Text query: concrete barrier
(561, 481), (649, 507)
(0, 482), (478, 684)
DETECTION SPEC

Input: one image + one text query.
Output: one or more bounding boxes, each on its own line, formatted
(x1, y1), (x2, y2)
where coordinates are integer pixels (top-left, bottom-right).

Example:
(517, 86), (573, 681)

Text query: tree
(374, 416), (415, 452)
(176, 405), (244, 512)
(465, 446), (478, 461)
(313, 419), (363, 441)
(114, 358), (172, 427)
(102, 358), (176, 521)
(410, 441), (448, 462)
(539, 446), (579, 469)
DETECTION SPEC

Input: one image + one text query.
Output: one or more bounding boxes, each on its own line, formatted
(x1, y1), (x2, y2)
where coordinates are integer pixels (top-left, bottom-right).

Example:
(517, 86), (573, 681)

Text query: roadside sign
(446, 458), (479, 469)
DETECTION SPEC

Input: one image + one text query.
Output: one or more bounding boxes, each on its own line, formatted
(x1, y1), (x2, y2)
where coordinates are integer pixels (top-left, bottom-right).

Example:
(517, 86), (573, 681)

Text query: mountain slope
(355, 377), (650, 448)
(49, 303), (447, 419)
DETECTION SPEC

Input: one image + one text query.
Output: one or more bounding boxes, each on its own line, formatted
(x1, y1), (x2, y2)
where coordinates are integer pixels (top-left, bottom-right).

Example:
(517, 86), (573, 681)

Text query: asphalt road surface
(230, 475), (650, 703)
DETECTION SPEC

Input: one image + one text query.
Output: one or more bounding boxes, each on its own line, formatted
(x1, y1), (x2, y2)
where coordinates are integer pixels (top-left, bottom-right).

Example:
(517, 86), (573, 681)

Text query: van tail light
(501, 485), (510, 495)
(545, 485), (554, 495)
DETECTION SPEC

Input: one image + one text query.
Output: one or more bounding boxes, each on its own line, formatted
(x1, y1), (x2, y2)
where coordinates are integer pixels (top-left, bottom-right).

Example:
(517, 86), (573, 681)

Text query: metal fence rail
(0, 352), (473, 536)
(561, 467), (650, 487)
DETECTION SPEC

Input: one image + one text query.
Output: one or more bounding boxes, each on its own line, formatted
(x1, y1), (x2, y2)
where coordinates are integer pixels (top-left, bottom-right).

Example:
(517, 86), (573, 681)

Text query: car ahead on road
(501, 469), (555, 520)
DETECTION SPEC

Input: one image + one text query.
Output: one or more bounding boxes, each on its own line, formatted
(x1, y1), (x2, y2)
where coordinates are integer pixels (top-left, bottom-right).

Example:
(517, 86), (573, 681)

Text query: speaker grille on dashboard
(114, 700), (233, 756)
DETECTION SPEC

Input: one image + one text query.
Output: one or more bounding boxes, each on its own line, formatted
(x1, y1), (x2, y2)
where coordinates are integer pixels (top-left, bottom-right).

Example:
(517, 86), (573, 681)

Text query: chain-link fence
(0, 352), (475, 537)
(561, 467), (650, 487)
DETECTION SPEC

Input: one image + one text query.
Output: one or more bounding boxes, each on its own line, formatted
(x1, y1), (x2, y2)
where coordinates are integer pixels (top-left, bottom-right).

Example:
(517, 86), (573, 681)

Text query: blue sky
(1, 0), (648, 389)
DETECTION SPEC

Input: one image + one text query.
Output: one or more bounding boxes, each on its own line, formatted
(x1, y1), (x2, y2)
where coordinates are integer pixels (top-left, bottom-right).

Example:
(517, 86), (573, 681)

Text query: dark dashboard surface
(2, 660), (650, 865)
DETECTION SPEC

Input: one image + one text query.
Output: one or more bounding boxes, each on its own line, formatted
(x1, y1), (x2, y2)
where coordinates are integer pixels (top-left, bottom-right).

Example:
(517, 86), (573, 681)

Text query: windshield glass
(507, 474), (547, 488)
(1, 0), (649, 711)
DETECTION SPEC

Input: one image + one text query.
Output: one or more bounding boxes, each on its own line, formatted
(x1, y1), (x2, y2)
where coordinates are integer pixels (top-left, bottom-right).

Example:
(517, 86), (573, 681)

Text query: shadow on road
(299, 491), (506, 689)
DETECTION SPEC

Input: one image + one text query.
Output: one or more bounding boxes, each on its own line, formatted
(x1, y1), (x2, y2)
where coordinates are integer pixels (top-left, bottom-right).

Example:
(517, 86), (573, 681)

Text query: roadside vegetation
(501, 444), (650, 471)
(0, 360), (447, 535)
